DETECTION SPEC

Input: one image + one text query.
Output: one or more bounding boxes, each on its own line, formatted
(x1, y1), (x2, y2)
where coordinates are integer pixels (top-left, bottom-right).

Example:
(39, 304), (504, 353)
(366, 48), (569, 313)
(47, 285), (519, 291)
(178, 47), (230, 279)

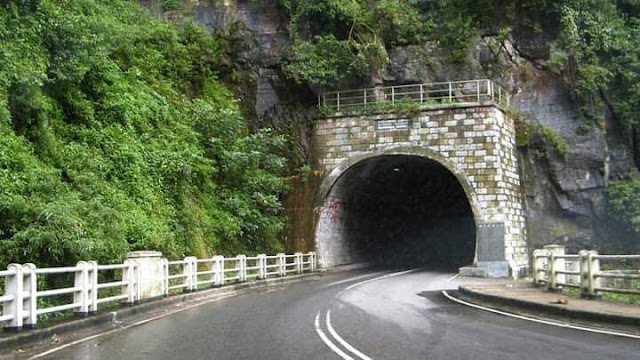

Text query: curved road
(36, 270), (639, 359)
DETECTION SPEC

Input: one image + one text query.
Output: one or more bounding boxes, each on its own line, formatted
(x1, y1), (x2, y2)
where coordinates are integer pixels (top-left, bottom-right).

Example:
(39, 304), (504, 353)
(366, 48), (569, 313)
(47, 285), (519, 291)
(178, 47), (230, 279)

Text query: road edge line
(314, 312), (355, 360)
(326, 310), (372, 360)
(441, 290), (640, 340)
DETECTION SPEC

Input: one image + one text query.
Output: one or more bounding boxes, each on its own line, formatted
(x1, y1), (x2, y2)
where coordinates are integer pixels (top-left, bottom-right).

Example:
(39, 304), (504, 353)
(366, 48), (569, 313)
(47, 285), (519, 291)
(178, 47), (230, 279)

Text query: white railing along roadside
(1, 252), (316, 332)
(532, 245), (640, 299)
(318, 79), (510, 114)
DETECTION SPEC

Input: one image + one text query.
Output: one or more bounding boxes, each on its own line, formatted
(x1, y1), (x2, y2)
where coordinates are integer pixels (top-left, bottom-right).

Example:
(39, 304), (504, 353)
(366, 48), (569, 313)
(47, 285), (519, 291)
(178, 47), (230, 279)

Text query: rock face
(147, 1), (639, 254)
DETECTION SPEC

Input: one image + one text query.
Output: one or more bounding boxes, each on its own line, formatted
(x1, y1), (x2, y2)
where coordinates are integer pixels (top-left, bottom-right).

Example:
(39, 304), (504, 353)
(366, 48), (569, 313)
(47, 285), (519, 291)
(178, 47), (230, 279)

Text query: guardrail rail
(1, 252), (316, 331)
(318, 79), (510, 115)
(532, 247), (640, 298)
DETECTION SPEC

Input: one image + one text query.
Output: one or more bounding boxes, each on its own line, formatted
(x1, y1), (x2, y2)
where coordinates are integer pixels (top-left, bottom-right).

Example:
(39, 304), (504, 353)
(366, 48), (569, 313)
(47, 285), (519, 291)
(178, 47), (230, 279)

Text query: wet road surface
(36, 269), (640, 359)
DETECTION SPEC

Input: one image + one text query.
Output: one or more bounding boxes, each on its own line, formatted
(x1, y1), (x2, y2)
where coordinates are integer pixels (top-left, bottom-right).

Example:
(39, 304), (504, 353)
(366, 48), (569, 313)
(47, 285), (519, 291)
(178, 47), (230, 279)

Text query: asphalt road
(36, 269), (640, 360)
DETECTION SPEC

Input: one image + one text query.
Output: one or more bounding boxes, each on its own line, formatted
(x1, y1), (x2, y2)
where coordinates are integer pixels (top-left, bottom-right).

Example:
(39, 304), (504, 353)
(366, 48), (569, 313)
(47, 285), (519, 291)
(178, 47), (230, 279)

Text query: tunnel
(316, 155), (477, 270)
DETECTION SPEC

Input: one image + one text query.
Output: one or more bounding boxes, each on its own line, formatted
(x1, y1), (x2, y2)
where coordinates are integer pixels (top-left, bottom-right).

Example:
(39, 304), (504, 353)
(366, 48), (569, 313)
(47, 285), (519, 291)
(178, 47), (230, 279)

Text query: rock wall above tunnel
(312, 105), (527, 276)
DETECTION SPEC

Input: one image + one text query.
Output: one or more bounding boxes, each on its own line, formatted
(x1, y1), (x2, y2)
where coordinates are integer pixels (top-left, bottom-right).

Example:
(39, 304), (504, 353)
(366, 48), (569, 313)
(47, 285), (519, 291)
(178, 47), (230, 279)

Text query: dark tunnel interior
(336, 155), (476, 270)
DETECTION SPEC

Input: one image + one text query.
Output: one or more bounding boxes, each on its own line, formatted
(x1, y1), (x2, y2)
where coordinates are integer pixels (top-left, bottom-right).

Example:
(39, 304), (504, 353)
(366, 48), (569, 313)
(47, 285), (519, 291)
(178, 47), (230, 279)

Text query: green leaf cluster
(550, 0), (640, 164)
(0, 0), (288, 268)
(607, 178), (640, 234)
(282, 0), (429, 86)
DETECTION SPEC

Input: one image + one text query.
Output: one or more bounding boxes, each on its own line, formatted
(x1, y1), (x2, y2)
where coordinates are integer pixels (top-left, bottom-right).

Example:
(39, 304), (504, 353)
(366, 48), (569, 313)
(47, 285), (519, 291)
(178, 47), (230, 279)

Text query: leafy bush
(607, 178), (640, 234)
(0, 0), (287, 268)
(282, 0), (425, 86)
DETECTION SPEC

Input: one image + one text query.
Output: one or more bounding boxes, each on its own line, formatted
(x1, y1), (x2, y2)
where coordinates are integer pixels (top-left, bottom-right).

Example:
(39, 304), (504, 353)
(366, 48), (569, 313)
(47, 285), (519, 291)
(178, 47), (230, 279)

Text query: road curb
(0, 272), (327, 354)
(457, 285), (640, 328)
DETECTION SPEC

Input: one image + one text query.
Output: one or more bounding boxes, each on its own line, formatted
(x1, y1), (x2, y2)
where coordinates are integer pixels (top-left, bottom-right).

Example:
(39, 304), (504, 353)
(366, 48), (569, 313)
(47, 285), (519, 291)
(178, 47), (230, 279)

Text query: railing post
(123, 259), (136, 305)
(238, 255), (247, 282)
(257, 254), (267, 279)
(336, 92), (340, 112)
(184, 256), (198, 292)
(4, 264), (24, 331)
(309, 252), (316, 272)
(487, 79), (491, 99)
(295, 252), (303, 274)
(88, 261), (98, 314)
(579, 250), (592, 298)
(391, 87), (395, 105)
(476, 79), (481, 103)
(160, 258), (169, 297)
(363, 89), (367, 108)
(532, 249), (547, 286)
(420, 84), (424, 104)
(74, 261), (89, 317)
(449, 82), (453, 102)
(190, 256), (199, 291)
(277, 253), (286, 277)
(212, 256), (223, 286)
(544, 245), (565, 292)
(22, 263), (37, 329)
(585, 250), (601, 298)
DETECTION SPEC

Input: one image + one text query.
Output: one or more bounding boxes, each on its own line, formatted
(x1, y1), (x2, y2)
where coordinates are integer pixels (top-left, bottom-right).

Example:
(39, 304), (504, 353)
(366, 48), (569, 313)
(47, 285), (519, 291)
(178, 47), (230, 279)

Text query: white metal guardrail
(532, 246), (640, 298)
(0, 252), (316, 331)
(318, 79), (510, 114)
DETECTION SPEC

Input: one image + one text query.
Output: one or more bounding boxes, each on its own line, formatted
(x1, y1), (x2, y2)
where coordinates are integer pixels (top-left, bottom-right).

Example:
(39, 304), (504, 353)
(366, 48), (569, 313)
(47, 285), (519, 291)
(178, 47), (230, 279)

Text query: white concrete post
(586, 250), (601, 298)
(161, 258), (169, 297)
(277, 253), (285, 276)
(257, 254), (267, 279)
(544, 245), (565, 291)
(3, 264), (24, 331)
(122, 259), (136, 305)
(74, 261), (89, 316)
(185, 256), (198, 292)
(295, 252), (303, 274)
(309, 252), (316, 272)
(213, 256), (224, 286)
(238, 255), (247, 282)
(126, 251), (164, 301)
(22, 263), (37, 328)
(579, 250), (591, 298)
(532, 249), (547, 285)
(88, 261), (98, 314)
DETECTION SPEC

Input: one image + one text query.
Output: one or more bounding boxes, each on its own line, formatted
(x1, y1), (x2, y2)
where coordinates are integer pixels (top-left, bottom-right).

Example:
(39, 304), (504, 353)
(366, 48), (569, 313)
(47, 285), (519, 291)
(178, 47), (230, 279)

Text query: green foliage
(508, 107), (568, 160)
(607, 178), (640, 234)
(541, 126), (569, 160)
(282, 0), (426, 86)
(0, 0), (288, 268)
(550, 0), (640, 164)
(164, 0), (180, 11)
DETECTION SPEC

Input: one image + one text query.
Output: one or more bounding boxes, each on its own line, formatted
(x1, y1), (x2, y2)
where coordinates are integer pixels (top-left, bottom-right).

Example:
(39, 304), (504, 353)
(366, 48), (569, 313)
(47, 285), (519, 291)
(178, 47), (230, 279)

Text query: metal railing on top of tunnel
(318, 79), (510, 115)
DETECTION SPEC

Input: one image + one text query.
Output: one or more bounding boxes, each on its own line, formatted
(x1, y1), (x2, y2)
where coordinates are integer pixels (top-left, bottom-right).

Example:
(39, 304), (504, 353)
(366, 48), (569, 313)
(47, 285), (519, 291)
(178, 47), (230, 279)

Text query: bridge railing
(532, 245), (640, 299)
(0, 252), (316, 331)
(318, 79), (510, 114)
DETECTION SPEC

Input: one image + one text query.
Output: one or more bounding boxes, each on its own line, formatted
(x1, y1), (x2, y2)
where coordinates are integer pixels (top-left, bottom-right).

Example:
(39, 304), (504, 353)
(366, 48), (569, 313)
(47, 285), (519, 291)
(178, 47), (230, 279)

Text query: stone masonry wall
(312, 104), (528, 268)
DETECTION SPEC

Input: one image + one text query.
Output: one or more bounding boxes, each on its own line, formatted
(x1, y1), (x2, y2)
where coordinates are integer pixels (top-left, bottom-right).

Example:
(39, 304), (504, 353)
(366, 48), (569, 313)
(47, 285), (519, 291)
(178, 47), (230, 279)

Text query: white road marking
(447, 274), (459, 282)
(28, 292), (239, 359)
(339, 268), (422, 295)
(315, 268), (422, 360)
(320, 272), (385, 289)
(315, 312), (355, 360)
(442, 290), (640, 340)
(326, 310), (372, 360)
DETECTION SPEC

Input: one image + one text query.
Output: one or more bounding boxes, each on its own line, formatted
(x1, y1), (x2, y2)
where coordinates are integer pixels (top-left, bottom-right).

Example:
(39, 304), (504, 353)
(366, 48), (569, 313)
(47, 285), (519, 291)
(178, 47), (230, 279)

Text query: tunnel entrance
(316, 155), (476, 270)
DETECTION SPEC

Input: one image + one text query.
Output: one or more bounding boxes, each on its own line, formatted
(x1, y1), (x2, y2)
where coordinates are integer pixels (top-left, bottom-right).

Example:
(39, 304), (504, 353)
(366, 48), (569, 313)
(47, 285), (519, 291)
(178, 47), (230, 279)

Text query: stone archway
(310, 105), (528, 277)
(314, 147), (481, 270)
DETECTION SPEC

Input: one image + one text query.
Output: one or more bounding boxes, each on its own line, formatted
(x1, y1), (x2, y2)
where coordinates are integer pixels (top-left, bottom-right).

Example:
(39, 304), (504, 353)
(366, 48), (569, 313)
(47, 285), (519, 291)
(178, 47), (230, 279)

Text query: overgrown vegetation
(281, 0), (429, 86)
(607, 178), (640, 234)
(0, 0), (288, 269)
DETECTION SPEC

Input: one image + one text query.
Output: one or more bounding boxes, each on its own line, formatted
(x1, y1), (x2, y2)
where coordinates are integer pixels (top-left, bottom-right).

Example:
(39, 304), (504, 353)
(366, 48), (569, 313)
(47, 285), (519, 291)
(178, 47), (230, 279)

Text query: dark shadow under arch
(315, 154), (477, 270)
